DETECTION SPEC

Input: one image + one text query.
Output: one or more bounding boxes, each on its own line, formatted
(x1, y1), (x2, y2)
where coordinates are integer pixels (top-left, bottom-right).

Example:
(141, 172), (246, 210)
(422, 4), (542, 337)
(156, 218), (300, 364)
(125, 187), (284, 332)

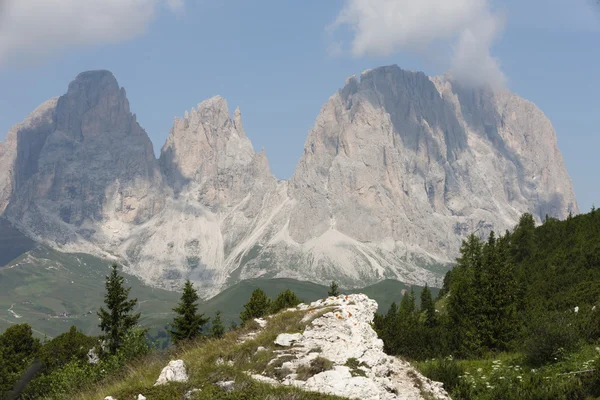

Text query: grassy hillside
(0, 246), (179, 339)
(1, 238), (439, 339)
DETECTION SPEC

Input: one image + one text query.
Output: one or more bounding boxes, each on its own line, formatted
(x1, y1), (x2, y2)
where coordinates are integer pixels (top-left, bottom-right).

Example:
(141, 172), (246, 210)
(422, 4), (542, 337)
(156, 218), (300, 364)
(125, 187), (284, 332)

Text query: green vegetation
(374, 209), (600, 399)
(270, 289), (302, 314)
(98, 264), (141, 355)
(327, 281), (339, 297)
(169, 280), (209, 345)
(210, 310), (225, 339)
(344, 357), (368, 377)
(0, 246), (180, 339)
(69, 302), (347, 400)
(0, 266), (152, 399)
(296, 357), (334, 381)
(240, 288), (271, 323)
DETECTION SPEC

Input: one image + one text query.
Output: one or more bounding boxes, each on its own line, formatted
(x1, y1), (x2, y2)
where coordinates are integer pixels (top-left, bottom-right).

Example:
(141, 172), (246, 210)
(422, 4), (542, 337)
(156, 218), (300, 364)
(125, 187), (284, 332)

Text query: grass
(0, 238), (441, 341)
(0, 246), (180, 339)
(416, 345), (600, 399)
(71, 307), (349, 400)
(296, 357), (334, 381)
(344, 358), (368, 377)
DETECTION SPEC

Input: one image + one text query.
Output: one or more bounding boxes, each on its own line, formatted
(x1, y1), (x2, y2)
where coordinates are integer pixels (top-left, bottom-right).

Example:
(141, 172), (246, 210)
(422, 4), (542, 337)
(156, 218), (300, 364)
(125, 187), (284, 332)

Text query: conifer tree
(420, 284), (437, 328)
(270, 289), (301, 314)
(240, 288), (271, 323)
(448, 234), (484, 356)
(328, 281), (340, 297)
(98, 264), (141, 355)
(170, 280), (209, 344)
(211, 311), (225, 339)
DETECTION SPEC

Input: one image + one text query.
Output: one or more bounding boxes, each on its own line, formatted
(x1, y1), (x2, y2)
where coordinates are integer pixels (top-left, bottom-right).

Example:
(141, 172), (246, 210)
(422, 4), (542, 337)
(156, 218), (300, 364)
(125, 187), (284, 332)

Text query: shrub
(240, 289), (271, 323)
(523, 311), (580, 367)
(270, 289), (302, 314)
(38, 325), (97, 370)
(419, 357), (464, 394)
(296, 357), (333, 381)
(344, 358), (368, 377)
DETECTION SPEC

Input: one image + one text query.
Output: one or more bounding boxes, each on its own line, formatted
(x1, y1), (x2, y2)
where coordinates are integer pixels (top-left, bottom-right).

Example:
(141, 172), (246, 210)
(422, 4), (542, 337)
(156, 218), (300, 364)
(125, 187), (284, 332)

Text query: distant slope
(1, 247), (439, 339)
(200, 278), (439, 327)
(0, 246), (179, 339)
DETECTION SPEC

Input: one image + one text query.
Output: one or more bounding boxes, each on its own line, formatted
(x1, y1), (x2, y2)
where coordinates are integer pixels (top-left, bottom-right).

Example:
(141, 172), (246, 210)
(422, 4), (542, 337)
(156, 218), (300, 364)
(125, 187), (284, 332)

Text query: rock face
(256, 294), (450, 399)
(0, 66), (578, 295)
(1, 71), (164, 254)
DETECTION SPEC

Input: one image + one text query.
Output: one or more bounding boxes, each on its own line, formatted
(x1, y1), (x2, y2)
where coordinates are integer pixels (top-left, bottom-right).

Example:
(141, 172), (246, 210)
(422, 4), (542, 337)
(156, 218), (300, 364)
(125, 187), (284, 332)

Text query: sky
(0, 0), (598, 212)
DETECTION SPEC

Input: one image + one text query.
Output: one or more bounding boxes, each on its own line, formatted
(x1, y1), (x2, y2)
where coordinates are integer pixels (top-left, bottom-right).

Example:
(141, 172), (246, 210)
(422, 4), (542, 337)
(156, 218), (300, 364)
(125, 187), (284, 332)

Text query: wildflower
(517, 376), (522, 379)
(574, 306), (579, 313)
(477, 368), (483, 373)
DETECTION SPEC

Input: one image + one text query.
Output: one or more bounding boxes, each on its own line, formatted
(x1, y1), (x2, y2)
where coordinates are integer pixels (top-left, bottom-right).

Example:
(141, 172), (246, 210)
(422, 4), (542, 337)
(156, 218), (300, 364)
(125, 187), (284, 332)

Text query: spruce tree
(98, 264), (140, 355)
(240, 288), (271, 323)
(211, 311), (225, 339)
(420, 284), (437, 328)
(328, 281), (340, 297)
(270, 289), (301, 314)
(170, 280), (209, 344)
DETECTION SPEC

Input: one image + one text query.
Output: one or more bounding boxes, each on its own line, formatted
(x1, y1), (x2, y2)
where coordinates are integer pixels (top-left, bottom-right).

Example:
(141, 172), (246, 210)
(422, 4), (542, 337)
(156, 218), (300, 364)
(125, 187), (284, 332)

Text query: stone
(184, 388), (201, 399)
(249, 294), (450, 399)
(274, 333), (303, 347)
(154, 360), (188, 386)
(215, 380), (235, 392)
(254, 318), (268, 328)
(87, 347), (99, 364)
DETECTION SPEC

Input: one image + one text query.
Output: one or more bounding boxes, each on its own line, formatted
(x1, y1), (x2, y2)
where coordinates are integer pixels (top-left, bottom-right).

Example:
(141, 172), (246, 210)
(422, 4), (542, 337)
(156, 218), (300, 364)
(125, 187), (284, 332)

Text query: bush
(296, 357), (333, 381)
(270, 289), (301, 314)
(38, 325), (97, 370)
(523, 311), (580, 367)
(240, 289), (271, 323)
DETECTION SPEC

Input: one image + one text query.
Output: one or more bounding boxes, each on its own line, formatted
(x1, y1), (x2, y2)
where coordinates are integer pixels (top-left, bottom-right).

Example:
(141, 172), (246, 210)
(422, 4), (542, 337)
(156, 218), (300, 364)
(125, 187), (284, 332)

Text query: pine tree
(270, 289), (301, 314)
(98, 264), (141, 355)
(240, 288), (271, 323)
(447, 234), (484, 357)
(170, 280), (209, 344)
(420, 284), (437, 328)
(211, 311), (225, 339)
(328, 281), (340, 297)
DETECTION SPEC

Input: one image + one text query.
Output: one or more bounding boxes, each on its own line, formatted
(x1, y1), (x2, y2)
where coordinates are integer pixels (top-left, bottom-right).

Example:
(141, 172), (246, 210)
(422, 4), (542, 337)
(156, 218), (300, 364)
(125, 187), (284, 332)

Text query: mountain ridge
(0, 66), (578, 296)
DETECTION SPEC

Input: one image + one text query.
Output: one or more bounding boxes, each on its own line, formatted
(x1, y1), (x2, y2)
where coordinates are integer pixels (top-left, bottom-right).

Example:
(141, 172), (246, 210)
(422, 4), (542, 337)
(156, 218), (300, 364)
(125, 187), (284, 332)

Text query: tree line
(374, 209), (600, 366)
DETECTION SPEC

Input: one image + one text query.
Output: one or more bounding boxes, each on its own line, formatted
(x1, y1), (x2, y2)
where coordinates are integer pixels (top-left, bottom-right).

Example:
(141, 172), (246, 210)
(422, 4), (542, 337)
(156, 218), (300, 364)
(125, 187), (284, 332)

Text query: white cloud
(0, 0), (184, 67)
(330, 0), (507, 89)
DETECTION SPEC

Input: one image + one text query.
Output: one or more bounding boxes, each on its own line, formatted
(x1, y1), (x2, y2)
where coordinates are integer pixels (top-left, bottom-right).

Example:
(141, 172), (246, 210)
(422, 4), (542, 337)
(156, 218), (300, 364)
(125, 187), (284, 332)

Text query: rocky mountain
(0, 66), (578, 297)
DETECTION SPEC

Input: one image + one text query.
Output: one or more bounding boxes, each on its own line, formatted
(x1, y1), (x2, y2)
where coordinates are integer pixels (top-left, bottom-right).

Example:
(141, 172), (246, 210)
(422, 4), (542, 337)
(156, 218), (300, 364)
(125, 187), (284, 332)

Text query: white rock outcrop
(253, 294), (450, 400)
(274, 333), (303, 347)
(154, 359), (189, 386)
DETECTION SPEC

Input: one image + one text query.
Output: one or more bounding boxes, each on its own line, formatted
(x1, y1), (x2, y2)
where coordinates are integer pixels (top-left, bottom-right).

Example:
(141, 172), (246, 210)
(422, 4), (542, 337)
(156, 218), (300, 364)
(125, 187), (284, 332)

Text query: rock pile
(250, 293), (450, 400)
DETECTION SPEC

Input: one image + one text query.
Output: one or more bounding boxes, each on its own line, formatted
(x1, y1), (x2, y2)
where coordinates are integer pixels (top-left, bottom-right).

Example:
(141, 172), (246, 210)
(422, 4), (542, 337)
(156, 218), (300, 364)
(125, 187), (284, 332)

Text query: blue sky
(0, 0), (598, 212)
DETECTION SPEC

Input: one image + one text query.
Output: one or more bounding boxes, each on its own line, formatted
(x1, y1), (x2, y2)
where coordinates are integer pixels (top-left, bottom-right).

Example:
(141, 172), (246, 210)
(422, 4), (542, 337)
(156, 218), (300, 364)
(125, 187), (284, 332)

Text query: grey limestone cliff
(0, 66), (578, 296)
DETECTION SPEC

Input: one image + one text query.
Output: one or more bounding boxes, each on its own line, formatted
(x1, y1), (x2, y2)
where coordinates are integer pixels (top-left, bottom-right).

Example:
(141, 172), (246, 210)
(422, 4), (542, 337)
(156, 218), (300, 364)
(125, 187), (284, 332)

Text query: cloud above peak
(330, 0), (506, 89)
(0, 0), (184, 68)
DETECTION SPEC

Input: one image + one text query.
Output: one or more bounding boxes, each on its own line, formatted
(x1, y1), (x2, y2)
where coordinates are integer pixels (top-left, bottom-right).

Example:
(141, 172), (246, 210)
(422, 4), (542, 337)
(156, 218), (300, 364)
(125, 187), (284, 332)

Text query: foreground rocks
(251, 294), (450, 400)
(154, 359), (189, 386)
